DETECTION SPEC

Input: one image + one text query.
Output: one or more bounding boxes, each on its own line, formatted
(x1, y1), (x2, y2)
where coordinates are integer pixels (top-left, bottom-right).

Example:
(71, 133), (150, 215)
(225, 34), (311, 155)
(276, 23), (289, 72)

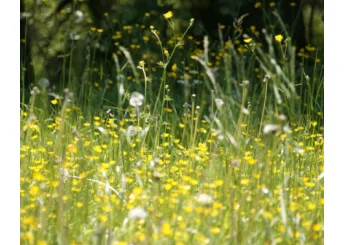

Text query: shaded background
(20, 0), (324, 107)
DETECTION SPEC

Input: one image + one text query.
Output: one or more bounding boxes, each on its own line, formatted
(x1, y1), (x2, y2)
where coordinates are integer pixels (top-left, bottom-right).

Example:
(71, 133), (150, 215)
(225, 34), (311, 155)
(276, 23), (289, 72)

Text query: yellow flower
(275, 34), (284, 42)
(254, 2), (262, 8)
(172, 63), (177, 72)
(164, 11), (173, 19)
(240, 179), (250, 185)
(210, 227), (221, 234)
(312, 224), (322, 232)
(51, 99), (58, 105)
(244, 38), (252, 43)
(67, 144), (77, 153)
(161, 223), (173, 236)
(76, 202), (83, 208)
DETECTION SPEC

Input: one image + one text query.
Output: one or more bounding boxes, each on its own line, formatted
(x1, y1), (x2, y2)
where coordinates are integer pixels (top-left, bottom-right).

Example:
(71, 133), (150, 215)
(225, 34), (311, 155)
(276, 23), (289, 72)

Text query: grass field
(20, 12), (324, 245)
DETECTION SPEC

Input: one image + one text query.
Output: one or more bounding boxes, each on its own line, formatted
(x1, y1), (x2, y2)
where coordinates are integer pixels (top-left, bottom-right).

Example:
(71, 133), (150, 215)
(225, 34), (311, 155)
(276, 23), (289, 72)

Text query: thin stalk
(259, 80), (269, 136)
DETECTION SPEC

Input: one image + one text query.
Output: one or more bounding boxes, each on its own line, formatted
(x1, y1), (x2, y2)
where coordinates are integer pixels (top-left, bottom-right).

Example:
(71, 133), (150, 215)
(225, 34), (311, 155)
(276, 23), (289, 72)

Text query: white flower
(75, 10), (83, 23)
(242, 107), (250, 115)
(38, 78), (50, 88)
(263, 124), (281, 135)
(59, 168), (69, 181)
(214, 98), (224, 109)
(242, 80), (250, 86)
(128, 207), (148, 220)
(129, 92), (144, 107)
(196, 193), (213, 206)
(152, 171), (163, 181)
(119, 83), (125, 96)
(30, 86), (40, 95)
(278, 114), (287, 121)
(126, 125), (138, 143)
(231, 159), (241, 167)
(294, 147), (304, 155)
(127, 125), (138, 137)
(75, 10), (83, 18)
(69, 33), (80, 40)
(193, 79), (202, 85)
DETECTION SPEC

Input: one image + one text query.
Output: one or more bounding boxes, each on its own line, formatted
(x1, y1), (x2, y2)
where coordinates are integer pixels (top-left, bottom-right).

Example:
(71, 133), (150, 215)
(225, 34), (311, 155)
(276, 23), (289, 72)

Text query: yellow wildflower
(275, 34), (283, 42)
(164, 11), (173, 19)
(244, 38), (252, 43)
(51, 99), (58, 105)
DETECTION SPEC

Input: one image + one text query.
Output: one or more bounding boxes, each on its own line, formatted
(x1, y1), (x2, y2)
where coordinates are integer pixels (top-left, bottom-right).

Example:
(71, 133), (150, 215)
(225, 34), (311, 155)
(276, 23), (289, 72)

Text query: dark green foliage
(20, 0), (323, 115)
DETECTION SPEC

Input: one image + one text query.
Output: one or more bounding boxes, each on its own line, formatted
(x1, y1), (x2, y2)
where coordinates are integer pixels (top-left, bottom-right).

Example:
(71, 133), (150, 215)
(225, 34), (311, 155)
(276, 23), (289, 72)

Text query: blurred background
(20, 0), (324, 109)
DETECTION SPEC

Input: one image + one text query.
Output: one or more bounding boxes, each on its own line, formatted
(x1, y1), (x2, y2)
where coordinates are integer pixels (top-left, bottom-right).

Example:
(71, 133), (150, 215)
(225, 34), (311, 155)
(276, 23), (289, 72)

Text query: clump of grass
(20, 11), (323, 245)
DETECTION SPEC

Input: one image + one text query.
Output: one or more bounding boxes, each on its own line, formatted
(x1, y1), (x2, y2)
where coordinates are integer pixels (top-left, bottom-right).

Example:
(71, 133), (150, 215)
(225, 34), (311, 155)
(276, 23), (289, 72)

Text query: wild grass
(20, 12), (323, 245)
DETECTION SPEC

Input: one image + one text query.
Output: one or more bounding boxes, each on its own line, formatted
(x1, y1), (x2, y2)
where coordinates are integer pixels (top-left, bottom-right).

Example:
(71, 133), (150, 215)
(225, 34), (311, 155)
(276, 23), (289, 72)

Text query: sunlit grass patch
(20, 10), (323, 245)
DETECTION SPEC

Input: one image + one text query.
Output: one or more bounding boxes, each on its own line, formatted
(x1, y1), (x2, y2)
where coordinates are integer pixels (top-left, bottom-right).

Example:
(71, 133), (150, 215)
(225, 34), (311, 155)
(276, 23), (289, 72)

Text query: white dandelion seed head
(59, 168), (69, 181)
(69, 33), (80, 40)
(242, 80), (250, 86)
(75, 10), (83, 18)
(294, 147), (304, 155)
(128, 207), (148, 220)
(263, 74), (271, 83)
(75, 10), (83, 23)
(278, 114), (287, 122)
(263, 124), (281, 135)
(31, 86), (41, 95)
(214, 98), (224, 109)
(231, 159), (241, 167)
(119, 83), (125, 96)
(283, 125), (290, 133)
(152, 171), (163, 181)
(127, 125), (138, 137)
(38, 78), (50, 88)
(129, 92), (144, 107)
(196, 193), (213, 206)
(242, 107), (250, 115)
(126, 125), (138, 143)
(149, 160), (155, 169)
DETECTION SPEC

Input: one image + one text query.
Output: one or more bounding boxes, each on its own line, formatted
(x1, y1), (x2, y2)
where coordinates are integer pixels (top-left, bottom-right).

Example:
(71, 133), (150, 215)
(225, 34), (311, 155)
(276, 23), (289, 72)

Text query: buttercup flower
(275, 34), (283, 42)
(163, 11), (173, 19)
(244, 38), (252, 43)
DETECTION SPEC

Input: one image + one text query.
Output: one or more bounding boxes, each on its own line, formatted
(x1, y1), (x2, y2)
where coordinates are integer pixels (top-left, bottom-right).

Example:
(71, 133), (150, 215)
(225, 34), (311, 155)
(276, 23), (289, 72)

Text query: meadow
(20, 10), (324, 245)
